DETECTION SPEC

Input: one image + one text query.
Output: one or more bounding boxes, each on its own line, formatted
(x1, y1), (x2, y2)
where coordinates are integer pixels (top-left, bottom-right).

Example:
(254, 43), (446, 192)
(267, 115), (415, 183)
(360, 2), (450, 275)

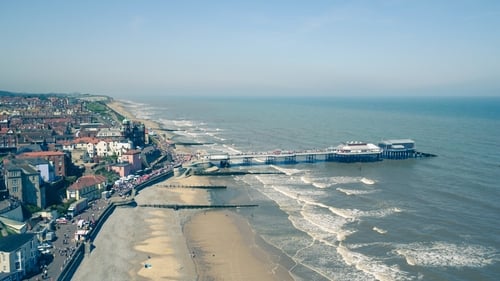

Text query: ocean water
(120, 96), (500, 281)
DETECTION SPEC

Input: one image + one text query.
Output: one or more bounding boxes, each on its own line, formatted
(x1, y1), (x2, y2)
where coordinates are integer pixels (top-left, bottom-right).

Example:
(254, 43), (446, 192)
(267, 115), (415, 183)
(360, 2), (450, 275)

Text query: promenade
(26, 198), (110, 281)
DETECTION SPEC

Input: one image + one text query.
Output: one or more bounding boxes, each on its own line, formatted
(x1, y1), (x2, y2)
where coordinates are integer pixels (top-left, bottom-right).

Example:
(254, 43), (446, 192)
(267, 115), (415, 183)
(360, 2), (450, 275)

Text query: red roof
(74, 137), (100, 145)
(123, 149), (141, 155)
(68, 175), (107, 191)
(19, 151), (65, 157)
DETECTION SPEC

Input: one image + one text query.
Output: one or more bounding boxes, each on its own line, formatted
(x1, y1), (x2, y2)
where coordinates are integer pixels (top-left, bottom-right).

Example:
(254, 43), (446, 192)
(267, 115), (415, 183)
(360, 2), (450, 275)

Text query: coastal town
(0, 91), (178, 281)
(0, 91), (442, 281)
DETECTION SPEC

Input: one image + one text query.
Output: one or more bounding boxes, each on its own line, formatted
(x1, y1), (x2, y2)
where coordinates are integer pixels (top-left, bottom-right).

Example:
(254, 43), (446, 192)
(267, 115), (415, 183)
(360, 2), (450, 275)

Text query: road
(26, 198), (110, 281)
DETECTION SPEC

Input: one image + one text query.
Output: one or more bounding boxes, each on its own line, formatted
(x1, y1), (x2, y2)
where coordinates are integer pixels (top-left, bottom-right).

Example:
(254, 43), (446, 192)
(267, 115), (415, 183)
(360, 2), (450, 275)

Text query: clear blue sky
(1, 1), (499, 97)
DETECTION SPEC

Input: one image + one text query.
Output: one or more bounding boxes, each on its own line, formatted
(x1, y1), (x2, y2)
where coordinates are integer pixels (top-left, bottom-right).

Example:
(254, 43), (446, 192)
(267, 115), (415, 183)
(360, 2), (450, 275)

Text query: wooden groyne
(175, 142), (213, 146)
(139, 204), (258, 210)
(160, 184), (227, 189)
(195, 170), (285, 176)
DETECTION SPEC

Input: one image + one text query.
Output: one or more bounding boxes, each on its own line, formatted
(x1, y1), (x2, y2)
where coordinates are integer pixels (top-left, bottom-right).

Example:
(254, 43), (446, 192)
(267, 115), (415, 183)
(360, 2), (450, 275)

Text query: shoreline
(72, 99), (295, 281)
(185, 209), (295, 281)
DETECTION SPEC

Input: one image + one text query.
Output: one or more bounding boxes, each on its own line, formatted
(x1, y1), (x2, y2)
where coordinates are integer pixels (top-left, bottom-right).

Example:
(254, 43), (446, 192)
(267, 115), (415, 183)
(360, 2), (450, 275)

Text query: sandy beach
(186, 210), (294, 281)
(72, 100), (295, 281)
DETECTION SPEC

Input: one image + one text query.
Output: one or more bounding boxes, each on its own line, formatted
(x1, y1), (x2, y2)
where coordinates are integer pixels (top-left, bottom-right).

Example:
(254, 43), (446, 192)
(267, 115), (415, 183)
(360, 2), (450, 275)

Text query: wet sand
(185, 209), (294, 281)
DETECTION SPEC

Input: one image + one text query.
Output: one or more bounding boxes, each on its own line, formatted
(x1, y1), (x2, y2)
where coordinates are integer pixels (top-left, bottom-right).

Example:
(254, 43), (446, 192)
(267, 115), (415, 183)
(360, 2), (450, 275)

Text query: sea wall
(57, 203), (116, 281)
(56, 170), (173, 281)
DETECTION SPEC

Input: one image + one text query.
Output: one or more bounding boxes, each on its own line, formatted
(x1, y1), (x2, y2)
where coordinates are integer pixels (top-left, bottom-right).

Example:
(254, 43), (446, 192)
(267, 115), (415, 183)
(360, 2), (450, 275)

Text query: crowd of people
(112, 165), (173, 197)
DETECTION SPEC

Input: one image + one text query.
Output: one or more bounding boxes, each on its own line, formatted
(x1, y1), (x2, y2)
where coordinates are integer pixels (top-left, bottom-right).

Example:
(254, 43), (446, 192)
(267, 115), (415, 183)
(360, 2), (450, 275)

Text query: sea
(119, 96), (500, 281)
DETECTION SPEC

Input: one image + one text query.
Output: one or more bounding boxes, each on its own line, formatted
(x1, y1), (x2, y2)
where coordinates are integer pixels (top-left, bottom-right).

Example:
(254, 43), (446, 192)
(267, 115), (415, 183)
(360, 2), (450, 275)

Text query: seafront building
(3, 162), (45, 209)
(0, 93), (164, 281)
(0, 233), (39, 280)
(66, 175), (107, 201)
(17, 151), (68, 178)
(333, 141), (383, 162)
(378, 139), (416, 159)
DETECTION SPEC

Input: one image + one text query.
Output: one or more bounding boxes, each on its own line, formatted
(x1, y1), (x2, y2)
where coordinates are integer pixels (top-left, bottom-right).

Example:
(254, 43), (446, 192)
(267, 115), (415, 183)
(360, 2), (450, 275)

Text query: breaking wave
(394, 242), (499, 268)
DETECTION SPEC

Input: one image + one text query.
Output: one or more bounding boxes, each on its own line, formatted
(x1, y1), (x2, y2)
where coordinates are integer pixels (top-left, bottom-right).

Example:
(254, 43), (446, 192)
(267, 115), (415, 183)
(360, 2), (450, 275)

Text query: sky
(1, 0), (499, 97)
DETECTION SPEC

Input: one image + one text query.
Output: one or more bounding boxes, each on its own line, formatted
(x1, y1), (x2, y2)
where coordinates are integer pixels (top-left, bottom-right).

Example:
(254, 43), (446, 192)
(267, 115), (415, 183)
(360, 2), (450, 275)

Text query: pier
(201, 139), (436, 167)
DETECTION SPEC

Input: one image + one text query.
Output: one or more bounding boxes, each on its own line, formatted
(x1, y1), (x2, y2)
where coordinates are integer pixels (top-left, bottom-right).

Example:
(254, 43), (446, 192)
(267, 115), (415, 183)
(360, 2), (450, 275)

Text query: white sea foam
(348, 242), (394, 250)
(332, 176), (363, 185)
(222, 144), (242, 154)
(352, 207), (403, 218)
(373, 227), (388, 234)
(172, 120), (195, 127)
(120, 99), (149, 109)
(300, 207), (354, 242)
(300, 176), (312, 185)
(312, 182), (329, 189)
(328, 206), (357, 220)
(135, 111), (155, 120)
(301, 176), (338, 189)
(157, 118), (196, 130)
(393, 242), (499, 268)
(309, 176), (364, 189)
(213, 136), (226, 142)
(252, 174), (412, 280)
(361, 177), (376, 185)
(338, 244), (412, 281)
(270, 165), (304, 176)
(336, 188), (377, 196)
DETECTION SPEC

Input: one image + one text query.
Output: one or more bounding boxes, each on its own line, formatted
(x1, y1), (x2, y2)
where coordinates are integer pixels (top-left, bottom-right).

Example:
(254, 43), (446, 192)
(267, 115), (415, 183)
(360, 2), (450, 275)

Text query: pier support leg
(306, 154), (316, 163)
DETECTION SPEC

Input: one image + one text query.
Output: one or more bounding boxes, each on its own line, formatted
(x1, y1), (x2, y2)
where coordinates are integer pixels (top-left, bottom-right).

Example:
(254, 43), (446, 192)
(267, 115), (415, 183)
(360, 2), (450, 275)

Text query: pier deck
(202, 147), (435, 167)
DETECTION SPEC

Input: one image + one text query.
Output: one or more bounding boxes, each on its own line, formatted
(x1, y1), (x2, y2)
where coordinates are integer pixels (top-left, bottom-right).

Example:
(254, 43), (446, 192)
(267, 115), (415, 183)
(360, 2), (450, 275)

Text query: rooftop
(380, 139), (415, 145)
(123, 149), (141, 155)
(19, 151), (65, 157)
(68, 175), (107, 191)
(0, 233), (35, 252)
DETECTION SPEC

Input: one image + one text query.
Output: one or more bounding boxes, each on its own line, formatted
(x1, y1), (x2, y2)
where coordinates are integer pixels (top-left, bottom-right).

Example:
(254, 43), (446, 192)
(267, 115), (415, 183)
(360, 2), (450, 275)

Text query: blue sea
(120, 96), (500, 281)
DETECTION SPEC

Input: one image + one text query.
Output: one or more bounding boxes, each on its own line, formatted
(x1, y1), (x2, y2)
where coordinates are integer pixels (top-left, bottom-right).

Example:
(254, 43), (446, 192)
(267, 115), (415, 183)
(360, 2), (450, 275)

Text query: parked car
(56, 217), (68, 224)
(40, 242), (53, 249)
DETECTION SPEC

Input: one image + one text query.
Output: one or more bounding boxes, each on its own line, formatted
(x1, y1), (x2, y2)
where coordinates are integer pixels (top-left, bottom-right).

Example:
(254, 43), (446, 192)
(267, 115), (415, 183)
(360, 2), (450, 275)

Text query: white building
(0, 234), (39, 279)
(96, 128), (122, 138)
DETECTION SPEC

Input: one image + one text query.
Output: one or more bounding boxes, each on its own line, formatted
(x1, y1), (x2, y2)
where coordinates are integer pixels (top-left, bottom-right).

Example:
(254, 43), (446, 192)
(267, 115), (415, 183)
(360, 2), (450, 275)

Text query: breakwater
(160, 184), (227, 189)
(139, 204), (258, 210)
